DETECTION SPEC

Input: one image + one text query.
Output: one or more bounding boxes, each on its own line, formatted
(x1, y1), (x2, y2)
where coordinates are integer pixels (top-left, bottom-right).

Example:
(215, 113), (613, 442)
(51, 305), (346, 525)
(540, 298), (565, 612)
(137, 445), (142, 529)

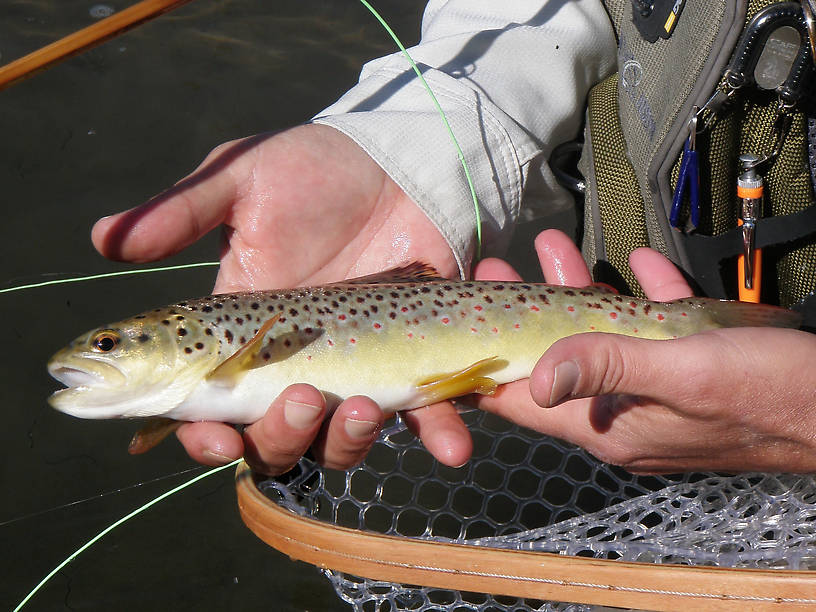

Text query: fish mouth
(47, 358), (129, 417)
(49, 366), (106, 388)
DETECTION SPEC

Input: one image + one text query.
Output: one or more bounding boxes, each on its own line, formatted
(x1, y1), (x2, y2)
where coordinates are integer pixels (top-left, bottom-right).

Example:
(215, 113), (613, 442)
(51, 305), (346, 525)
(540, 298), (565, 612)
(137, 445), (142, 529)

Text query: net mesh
(254, 410), (816, 611)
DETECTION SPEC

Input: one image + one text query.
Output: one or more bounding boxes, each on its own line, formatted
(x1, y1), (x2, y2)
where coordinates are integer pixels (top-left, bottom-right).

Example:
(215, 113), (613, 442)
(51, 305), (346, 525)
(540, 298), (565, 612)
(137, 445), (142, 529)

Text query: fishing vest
(576, 0), (816, 328)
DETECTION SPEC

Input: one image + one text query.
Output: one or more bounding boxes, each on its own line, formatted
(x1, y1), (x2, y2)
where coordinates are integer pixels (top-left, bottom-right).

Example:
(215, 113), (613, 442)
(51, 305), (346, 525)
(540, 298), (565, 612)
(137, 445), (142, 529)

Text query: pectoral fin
(414, 356), (503, 405)
(128, 418), (184, 455)
(206, 313), (281, 386)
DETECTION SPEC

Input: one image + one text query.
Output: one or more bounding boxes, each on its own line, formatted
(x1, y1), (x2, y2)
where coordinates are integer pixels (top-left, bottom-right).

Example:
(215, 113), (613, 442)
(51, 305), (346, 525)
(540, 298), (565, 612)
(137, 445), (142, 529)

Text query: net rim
(235, 462), (816, 611)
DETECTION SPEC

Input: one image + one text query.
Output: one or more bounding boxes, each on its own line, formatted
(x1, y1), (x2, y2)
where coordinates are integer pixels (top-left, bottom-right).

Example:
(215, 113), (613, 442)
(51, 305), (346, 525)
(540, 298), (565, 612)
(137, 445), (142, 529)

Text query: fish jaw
(47, 315), (221, 419)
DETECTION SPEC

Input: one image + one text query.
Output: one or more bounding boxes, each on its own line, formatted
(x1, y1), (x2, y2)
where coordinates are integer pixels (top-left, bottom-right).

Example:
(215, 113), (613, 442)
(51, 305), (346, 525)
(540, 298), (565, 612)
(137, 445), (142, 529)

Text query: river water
(0, 2), (427, 610)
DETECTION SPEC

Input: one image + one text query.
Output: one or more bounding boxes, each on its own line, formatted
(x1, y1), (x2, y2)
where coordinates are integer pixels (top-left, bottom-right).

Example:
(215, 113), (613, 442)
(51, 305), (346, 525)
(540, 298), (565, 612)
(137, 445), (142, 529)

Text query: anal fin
(414, 356), (504, 405)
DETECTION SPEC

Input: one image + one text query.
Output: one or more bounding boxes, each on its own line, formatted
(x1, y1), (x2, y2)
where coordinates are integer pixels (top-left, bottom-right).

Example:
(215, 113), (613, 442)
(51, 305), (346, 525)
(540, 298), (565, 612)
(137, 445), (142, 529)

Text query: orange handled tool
(0, 0), (194, 92)
(737, 154), (763, 302)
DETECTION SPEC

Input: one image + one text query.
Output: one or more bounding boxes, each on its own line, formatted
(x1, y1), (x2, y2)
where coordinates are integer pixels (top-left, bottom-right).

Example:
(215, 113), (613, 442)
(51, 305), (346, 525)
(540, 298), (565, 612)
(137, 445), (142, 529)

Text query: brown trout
(48, 264), (800, 434)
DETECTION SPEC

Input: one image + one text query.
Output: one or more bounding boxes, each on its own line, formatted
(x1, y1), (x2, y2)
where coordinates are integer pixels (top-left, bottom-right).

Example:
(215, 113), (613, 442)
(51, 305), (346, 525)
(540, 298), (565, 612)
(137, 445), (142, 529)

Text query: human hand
(475, 229), (816, 474)
(92, 124), (472, 474)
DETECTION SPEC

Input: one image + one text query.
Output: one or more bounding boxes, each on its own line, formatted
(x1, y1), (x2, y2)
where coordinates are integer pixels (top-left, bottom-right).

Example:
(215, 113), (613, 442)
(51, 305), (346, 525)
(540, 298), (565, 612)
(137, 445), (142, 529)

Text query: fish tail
(680, 298), (802, 329)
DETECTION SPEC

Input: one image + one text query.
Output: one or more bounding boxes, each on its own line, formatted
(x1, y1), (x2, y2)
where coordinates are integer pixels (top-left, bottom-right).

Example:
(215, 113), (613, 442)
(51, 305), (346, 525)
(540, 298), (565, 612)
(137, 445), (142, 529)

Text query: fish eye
(91, 331), (120, 353)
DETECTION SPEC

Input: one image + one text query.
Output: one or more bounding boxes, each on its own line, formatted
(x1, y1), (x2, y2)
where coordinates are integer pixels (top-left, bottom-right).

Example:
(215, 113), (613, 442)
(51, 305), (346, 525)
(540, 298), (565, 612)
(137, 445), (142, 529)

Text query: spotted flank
(47, 263), (801, 450)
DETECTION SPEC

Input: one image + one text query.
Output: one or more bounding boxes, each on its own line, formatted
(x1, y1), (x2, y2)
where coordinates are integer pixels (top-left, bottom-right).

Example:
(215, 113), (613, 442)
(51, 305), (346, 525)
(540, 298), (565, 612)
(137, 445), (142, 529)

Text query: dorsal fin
(206, 313), (281, 386)
(340, 262), (444, 284)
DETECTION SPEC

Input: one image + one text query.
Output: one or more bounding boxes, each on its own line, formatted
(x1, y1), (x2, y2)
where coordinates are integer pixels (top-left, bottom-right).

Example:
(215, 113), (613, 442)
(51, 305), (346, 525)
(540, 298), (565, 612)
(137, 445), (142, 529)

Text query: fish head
(48, 309), (221, 419)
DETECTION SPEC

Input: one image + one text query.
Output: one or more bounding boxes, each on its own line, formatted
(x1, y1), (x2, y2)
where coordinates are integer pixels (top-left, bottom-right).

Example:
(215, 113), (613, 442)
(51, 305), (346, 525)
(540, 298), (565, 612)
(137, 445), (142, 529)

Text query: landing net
(252, 410), (816, 611)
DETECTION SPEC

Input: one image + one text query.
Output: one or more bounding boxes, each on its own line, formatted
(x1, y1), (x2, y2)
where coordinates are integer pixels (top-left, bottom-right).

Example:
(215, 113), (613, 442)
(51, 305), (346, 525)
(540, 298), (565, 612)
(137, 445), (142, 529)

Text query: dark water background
(0, 2), (430, 610)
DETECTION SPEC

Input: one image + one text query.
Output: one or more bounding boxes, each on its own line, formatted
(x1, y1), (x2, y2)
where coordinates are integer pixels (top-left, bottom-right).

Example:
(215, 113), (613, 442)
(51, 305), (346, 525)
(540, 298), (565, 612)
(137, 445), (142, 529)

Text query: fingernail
(202, 449), (236, 464)
(284, 399), (323, 430)
(548, 361), (580, 407)
(345, 418), (379, 440)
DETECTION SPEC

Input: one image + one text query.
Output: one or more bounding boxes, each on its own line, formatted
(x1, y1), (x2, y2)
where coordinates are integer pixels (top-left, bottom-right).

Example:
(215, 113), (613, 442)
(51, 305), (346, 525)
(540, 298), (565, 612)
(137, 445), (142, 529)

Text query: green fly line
(13, 459), (241, 612)
(0, 261), (219, 294)
(357, 0), (483, 260)
(14, 3), (479, 609)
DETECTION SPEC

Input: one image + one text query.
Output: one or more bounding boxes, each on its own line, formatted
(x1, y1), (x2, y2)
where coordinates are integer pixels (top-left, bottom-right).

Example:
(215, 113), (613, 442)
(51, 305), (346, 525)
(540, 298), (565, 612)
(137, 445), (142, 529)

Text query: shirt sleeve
(312, 0), (617, 277)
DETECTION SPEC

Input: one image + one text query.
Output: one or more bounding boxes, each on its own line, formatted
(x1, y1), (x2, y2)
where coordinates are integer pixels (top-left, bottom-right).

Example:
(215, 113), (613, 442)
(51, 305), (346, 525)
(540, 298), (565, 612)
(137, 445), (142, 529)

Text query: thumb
(529, 332), (700, 408)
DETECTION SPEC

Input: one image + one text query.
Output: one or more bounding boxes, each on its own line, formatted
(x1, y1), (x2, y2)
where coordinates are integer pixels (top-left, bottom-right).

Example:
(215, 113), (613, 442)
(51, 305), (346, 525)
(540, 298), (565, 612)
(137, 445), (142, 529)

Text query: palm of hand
(92, 124), (457, 293)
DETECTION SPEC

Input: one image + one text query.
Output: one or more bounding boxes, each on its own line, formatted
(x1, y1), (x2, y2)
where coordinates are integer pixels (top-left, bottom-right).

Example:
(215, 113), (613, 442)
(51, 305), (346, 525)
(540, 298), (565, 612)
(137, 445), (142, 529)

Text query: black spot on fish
(239, 336), (246, 344)
(420, 286), (430, 293)
(184, 347), (193, 354)
(375, 294), (384, 301)
(161, 320), (170, 325)
(517, 295), (527, 303)
(236, 317), (244, 325)
(493, 284), (505, 290)
(484, 295), (494, 304)
(538, 294), (551, 305)
(224, 314), (231, 322)
(289, 308), (298, 317)
(262, 352), (270, 361)
(563, 290), (576, 297)
(283, 339), (292, 348)
(214, 303), (223, 310)
(389, 312), (397, 320)
(349, 308), (357, 315)
(205, 328), (213, 336)
(137, 334), (150, 343)
(251, 302), (259, 310)
(339, 296), (347, 303)
(202, 306), (213, 313)
(371, 305), (378, 313)
(225, 330), (233, 344)
(177, 328), (187, 337)
(195, 342), (204, 350)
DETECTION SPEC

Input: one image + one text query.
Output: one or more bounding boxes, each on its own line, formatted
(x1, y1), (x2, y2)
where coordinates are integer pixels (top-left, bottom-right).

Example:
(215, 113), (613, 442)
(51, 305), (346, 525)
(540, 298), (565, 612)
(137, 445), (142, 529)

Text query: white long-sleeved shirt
(313, 0), (616, 277)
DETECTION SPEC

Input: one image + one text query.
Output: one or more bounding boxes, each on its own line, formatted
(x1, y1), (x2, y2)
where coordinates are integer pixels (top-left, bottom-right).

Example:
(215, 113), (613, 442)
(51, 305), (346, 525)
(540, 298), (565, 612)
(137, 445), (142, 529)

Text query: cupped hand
(475, 229), (816, 474)
(92, 124), (472, 474)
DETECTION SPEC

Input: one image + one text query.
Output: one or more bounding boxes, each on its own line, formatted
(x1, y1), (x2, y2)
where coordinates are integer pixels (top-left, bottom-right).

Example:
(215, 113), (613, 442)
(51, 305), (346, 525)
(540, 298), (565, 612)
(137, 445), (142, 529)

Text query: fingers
(91, 136), (259, 262)
(176, 421), (245, 466)
(310, 396), (385, 471)
(629, 247), (694, 301)
(473, 257), (522, 281)
(534, 229), (593, 287)
(401, 402), (473, 467)
(529, 332), (701, 410)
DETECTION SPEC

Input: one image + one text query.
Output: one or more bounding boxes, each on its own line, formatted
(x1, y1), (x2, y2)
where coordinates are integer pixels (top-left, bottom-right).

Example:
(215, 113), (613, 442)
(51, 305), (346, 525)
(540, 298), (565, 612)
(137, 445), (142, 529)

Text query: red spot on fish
(307, 355), (312, 361)
(338, 314), (346, 321)
(460, 311), (467, 318)
(442, 317), (450, 324)
(633, 328), (639, 334)
(421, 335), (426, 340)
(328, 340), (334, 346)
(609, 312), (618, 319)
(492, 327), (498, 333)
(401, 307), (409, 313)
(681, 312), (688, 317)
(514, 323), (520, 329)
(530, 305), (540, 312)
(474, 305), (483, 311)
(407, 333), (414, 339)
(657, 314), (665, 321)
(373, 322), (382, 329)
(504, 304), (511, 309)
(350, 338), (356, 344)
(470, 327), (478, 333)
(567, 306), (575, 312)
(590, 326), (596, 330)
